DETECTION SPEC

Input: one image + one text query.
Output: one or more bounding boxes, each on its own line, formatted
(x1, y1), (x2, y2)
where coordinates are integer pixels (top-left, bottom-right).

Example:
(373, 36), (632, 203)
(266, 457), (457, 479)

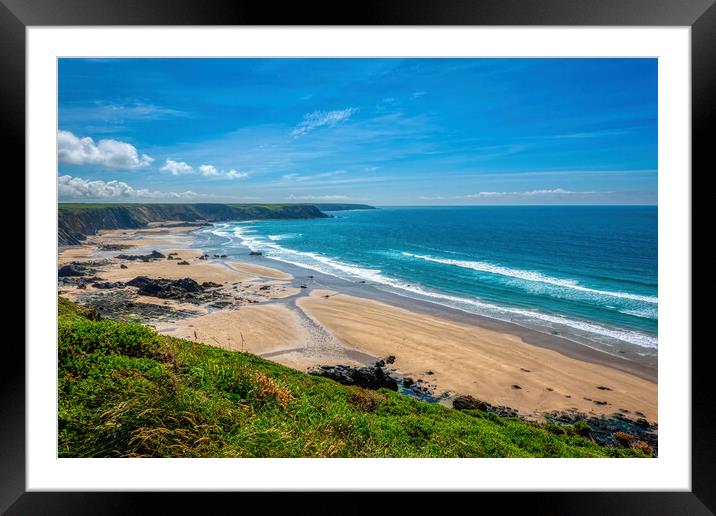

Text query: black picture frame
(5, 0), (711, 513)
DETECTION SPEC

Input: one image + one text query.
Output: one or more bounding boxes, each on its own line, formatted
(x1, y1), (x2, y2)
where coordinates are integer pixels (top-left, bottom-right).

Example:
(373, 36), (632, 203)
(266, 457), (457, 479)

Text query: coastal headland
(58, 207), (657, 427)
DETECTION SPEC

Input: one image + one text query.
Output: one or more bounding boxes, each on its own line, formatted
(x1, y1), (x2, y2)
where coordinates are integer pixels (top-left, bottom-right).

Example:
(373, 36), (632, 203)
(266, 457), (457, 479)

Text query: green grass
(58, 297), (646, 458)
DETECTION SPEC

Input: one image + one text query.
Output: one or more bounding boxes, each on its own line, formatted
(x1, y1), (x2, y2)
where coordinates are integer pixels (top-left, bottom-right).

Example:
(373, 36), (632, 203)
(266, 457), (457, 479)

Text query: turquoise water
(204, 206), (657, 352)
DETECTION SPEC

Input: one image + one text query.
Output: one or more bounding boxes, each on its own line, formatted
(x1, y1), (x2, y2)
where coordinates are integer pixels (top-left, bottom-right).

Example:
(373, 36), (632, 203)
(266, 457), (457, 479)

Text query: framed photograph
(7, 0), (711, 513)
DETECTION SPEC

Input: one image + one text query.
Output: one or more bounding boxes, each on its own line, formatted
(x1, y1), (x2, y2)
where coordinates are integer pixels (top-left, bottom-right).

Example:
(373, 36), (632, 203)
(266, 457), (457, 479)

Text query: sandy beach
(58, 224), (657, 423)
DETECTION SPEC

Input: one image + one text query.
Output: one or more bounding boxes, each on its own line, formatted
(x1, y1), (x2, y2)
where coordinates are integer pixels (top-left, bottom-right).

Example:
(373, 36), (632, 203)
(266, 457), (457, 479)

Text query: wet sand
(298, 289), (657, 421)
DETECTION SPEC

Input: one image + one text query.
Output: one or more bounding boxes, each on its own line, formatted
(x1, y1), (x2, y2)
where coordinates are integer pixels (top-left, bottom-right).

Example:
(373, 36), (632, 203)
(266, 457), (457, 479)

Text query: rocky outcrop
(91, 281), (126, 289)
(126, 276), (201, 298)
(125, 276), (224, 303)
(116, 250), (165, 261)
(98, 243), (133, 251)
(307, 363), (399, 391)
(58, 264), (87, 277)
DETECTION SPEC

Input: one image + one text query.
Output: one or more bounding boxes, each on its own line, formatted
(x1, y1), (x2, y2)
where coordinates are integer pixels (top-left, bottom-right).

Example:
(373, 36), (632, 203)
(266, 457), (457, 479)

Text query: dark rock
(307, 364), (398, 391)
(126, 276), (203, 300)
(453, 395), (492, 411)
(511, 384), (522, 389)
(403, 376), (414, 387)
(116, 250), (165, 261)
(219, 255), (227, 258)
(596, 386), (612, 391)
(120, 264), (128, 269)
(453, 395), (519, 418)
(59, 275), (101, 287)
(177, 261), (190, 265)
(520, 368), (531, 372)
(300, 285), (308, 288)
(58, 264), (86, 277)
(70, 289), (201, 323)
(249, 251), (262, 256)
(426, 370), (434, 375)
(91, 281), (125, 289)
(98, 243), (132, 251)
(201, 282), (221, 289)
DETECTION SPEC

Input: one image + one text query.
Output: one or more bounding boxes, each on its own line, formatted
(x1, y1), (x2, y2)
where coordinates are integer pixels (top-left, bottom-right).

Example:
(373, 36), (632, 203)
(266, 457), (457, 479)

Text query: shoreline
(197, 226), (657, 383)
(58, 223), (657, 423)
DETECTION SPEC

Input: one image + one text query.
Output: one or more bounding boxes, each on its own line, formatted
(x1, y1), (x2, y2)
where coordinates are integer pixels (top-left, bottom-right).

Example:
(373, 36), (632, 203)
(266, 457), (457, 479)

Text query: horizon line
(57, 201), (658, 207)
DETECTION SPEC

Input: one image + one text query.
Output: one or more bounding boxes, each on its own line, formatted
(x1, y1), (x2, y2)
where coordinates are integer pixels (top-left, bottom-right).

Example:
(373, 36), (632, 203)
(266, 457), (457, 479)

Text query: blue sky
(58, 58), (657, 205)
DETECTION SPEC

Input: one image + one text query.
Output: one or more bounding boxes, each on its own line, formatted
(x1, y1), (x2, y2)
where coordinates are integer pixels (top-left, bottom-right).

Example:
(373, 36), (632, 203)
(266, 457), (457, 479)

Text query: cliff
(58, 203), (331, 245)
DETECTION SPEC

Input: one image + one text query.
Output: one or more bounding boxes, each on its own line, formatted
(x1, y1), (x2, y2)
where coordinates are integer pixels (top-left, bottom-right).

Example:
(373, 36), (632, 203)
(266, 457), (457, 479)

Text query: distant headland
(58, 203), (375, 245)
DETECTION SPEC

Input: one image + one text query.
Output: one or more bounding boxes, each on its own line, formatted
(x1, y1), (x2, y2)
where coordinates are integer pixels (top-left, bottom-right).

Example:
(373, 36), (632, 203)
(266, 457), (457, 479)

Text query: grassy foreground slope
(58, 297), (645, 458)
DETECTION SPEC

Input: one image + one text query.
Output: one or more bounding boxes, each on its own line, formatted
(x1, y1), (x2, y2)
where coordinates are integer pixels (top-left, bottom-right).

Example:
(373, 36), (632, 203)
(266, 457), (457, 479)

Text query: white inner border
(27, 27), (691, 491)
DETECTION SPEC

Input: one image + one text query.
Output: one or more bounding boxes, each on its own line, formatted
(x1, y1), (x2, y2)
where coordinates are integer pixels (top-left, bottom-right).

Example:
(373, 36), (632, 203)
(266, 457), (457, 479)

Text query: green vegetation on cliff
(58, 203), (348, 245)
(312, 203), (376, 211)
(58, 297), (645, 458)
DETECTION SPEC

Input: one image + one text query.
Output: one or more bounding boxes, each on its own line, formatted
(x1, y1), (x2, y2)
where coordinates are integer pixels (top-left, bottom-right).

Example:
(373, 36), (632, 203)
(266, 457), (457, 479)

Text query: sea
(196, 206), (657, 359)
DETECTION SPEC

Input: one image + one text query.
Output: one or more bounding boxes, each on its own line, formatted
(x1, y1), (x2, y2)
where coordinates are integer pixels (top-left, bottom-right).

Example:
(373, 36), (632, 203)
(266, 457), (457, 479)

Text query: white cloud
(419, 189), (600, 201)
(160, 159), (194, 176)
(291, 108), (358, 137)
(199, 164), (221, 177)
(225, 169), (248, 180)
(58, 175), (207, 201)
(58, 130), (153, 169)
(199, 164), (248, 180)
(280, 170), (347, 182)
(462, 188), (586, 198)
